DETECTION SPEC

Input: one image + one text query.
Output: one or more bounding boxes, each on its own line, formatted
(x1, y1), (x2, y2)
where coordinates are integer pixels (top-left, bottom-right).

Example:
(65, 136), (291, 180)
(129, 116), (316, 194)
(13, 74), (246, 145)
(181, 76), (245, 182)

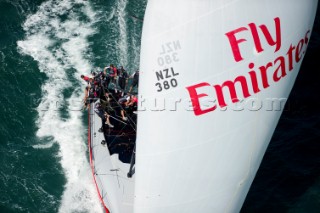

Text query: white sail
(135, 0), (318, 213)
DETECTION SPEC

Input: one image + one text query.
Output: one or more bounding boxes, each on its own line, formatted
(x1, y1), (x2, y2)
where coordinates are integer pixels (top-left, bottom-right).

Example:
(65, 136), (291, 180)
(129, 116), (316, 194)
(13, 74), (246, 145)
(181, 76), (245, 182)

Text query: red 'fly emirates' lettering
(186, 22), (311, 116)
(225, 17), (282, 62)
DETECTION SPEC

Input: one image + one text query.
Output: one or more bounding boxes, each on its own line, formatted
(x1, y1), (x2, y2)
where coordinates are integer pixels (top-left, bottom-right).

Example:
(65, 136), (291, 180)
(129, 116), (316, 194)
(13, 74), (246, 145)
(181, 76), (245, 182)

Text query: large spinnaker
(135, 1), (318, 213)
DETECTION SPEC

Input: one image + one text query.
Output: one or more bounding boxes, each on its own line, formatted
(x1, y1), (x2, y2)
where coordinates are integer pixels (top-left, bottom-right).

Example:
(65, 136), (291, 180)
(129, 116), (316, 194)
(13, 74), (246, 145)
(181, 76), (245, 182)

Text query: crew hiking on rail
(81, 64), (138, 135)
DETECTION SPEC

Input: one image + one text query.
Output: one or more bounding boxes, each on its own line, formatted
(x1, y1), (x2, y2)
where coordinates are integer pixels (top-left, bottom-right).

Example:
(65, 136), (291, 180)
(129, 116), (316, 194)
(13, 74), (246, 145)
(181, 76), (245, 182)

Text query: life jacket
(132, 97), (138, 103)
(112, 67), (118, 76)
(83, 76), (90, 81)
(108, 67), (117, 77)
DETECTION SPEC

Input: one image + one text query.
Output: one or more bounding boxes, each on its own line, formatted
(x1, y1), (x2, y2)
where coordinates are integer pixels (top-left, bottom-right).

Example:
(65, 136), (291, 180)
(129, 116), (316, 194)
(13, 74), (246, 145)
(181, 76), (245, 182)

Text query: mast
(134, 0), (318, 212)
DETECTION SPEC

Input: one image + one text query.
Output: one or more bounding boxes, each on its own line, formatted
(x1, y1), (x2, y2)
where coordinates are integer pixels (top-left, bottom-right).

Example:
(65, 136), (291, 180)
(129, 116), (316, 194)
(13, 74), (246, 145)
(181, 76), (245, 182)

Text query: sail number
(158, 40), (181, 66)
(157, 53), (179, 66)
(155, 67), (179, 92)
(155, 79), (178, 92)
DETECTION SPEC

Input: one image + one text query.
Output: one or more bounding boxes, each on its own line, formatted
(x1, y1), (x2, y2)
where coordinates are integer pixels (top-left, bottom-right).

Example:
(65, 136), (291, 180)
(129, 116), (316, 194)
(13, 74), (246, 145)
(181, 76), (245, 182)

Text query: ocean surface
(0, 1), (319, 212)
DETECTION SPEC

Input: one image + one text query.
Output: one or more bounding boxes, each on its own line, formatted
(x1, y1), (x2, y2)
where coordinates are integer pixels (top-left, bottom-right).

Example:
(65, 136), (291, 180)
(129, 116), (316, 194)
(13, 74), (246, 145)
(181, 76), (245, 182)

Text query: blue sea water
(0, 0), (146, 212)
(0, 1), (319, 212)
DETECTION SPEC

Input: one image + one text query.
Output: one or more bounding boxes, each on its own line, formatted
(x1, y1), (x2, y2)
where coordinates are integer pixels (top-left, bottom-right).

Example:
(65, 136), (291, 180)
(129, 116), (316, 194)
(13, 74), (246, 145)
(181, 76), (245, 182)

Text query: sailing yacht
(88, 0), (318, 212)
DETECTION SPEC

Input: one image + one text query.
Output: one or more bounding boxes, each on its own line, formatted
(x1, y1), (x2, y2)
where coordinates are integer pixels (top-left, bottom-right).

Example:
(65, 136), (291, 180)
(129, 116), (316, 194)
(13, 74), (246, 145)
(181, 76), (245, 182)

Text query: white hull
(88, 104), (135, 213)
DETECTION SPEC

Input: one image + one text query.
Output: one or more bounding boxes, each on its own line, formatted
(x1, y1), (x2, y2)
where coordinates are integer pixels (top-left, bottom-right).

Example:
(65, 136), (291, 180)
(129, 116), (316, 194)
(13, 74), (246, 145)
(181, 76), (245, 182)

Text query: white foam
(107, 8), (116, 22)
(131, 26), (141, 70)
(117, 0), (129, 68)
(32, 141), (55, 149)
(17, 0), (103, 212)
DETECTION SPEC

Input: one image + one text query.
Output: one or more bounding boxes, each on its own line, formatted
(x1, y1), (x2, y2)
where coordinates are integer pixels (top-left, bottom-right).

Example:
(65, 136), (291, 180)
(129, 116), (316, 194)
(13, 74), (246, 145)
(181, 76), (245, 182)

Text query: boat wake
(117, 0), (129, 68)
(17, 0), (102, 212)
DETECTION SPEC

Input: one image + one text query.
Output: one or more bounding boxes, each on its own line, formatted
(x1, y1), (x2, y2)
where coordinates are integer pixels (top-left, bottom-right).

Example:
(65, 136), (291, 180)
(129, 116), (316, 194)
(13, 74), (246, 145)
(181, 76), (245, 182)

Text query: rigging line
(110, 99), (136, 132)
(99, 78), (136, 131)
(90, 88), (129, 141)
(105, 110), (135, 140)
(112, 113), (136, 129)
(113, 113), (126, 120)
(103, 85), (137, 131)
(105, 119), (131, 140)
(88, 80), (132, 140)
(93, 73), (137, 141)
(108, 114), (128, 125)
(109, 105), (122, 109)
(107, 122), (130, 147)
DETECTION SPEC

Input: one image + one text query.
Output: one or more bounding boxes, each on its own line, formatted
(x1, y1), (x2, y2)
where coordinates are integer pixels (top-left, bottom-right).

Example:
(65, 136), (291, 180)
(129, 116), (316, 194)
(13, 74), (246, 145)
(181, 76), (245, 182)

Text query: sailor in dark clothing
(103, 66), (112, 89)
(119, 95), (131, 121)
(117, 66), (128, 96)
(94, 102), (105, 132)
(94, 102), (114, 132)
(94, 83), (101, 99)
(104, 64), (118, 90)
(100, 92), (112, 112)
(129, 70), (139, 93)
(88, 77), (95, 88)
(83, 86), (90, 110)
(99, 73), (106, 86)
(88, 86), (95, 103)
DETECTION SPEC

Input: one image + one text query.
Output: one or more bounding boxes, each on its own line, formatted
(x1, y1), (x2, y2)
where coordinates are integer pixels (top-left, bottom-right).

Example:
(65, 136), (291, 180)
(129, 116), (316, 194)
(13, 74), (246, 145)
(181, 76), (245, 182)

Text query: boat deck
(89, 103), (135, 213)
